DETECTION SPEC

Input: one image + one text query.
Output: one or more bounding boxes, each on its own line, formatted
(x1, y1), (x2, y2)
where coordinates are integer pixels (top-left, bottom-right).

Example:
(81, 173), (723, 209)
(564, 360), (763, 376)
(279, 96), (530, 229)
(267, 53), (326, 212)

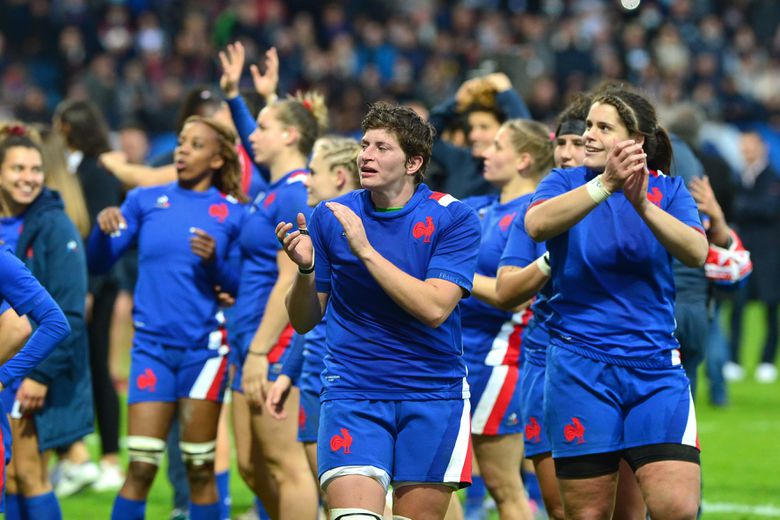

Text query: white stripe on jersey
(443, 398), (471, 482)
(287, 173), (307, 184)
(681, 390), (698, 447)
(189, 356), (224, 399)
(471, 365), (509, 434)
(484, 312), (522, 366)
(434, 194), (457, 207)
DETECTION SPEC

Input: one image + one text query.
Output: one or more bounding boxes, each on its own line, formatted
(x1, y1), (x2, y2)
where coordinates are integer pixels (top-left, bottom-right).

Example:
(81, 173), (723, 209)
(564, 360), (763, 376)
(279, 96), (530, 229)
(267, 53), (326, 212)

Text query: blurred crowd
(1, 0), (779, 153)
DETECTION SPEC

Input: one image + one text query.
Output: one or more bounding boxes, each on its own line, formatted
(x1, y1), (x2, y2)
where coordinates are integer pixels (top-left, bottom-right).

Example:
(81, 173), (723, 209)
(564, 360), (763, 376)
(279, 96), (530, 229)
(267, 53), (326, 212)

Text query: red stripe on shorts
(267, 324), (295, 363)
(483, 366), (519, 435)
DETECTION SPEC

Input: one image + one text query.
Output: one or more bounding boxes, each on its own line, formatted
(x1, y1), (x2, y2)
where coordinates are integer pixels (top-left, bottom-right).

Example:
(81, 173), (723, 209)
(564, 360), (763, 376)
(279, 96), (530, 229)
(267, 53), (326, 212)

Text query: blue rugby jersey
(0, 249), (69, 385)
(308, 184), (481, 400)
(281, 318), (327, 396)
(460, 194), (532, 367)
(87, 183), (242, 348)
(230, 170), (311, 340)
(0, 214), (24, 254)
(529, 166), (703, 367)
(498, 198), (554, 364)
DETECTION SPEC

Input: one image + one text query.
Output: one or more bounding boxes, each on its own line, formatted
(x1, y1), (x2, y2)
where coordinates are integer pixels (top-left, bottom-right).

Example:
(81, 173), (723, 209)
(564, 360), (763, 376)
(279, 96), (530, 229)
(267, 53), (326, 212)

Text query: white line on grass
(704, 501), (780, 517)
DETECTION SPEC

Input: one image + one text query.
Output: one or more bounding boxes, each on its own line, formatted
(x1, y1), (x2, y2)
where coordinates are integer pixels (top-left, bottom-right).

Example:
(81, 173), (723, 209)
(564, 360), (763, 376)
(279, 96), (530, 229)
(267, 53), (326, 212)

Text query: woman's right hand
(250, 47), (279, 101)
(275, 213), (314, 270)
(96, 207), (127, 235)
(218, 41), (246, 99)
(241, 352), (269, 408)
(265, 374), (292, 420)
(600, 140), (647, 192)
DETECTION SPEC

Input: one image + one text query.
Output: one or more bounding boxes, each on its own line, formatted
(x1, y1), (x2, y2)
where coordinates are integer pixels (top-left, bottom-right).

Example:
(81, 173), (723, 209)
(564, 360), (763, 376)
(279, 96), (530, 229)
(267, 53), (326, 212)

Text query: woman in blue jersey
(460, 119), (553, 520)
(523, 88), (707, 520)
(266, 136), (361, 486)
(496, 94), (646, 520)
(88, 116), (245, 520)
(277, 103), (481, 520)
(0, 128), (90, 520)
(0, 250), (70, 516)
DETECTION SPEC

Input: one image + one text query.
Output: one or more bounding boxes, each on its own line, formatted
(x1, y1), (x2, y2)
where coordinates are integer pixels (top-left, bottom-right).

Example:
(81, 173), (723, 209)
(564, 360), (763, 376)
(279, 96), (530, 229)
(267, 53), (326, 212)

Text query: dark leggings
(89, 281), (121, 456)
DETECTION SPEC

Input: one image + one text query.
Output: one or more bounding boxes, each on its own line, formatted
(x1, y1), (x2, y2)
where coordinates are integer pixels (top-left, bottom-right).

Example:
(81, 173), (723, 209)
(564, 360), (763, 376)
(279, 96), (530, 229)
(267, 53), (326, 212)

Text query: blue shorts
(468, 363), (522, 436)
(128, 330), (230, 405)
(520, 348), (551, 458)
(298, 387), (320, 443)
(545, 345), (698, 458)
(318, 398), (472, 490)
(231, 324), (294, 391)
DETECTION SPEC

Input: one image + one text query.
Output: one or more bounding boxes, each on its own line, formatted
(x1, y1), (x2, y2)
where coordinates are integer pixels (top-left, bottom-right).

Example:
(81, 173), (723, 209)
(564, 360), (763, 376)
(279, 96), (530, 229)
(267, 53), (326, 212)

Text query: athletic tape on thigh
(127, 436), (166, 465)
(329, 508), (383, 520)
(180, 440), (217, 466)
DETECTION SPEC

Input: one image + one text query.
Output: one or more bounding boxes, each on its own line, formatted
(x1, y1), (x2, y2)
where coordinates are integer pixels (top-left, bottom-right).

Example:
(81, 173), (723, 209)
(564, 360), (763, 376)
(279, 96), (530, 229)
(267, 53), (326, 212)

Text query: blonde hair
(313, 136), (360, 188)
(182, 116), (248, 203)
(272, 91), (328, 157)
(35, 126), (91, 237)
(500, 119), (555, 180)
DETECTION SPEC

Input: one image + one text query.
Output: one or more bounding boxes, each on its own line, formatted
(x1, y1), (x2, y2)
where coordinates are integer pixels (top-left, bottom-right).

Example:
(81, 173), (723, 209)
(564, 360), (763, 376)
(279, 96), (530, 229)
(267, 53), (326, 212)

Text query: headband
(556, 119), (586, 138)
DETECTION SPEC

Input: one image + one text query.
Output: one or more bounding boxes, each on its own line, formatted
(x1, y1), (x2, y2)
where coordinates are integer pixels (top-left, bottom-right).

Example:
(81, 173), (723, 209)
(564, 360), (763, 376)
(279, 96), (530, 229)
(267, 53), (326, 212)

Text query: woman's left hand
(241, 353), (269, 408)
(17, 378), (47, 413)
(326, 202), (373, 260)
(623, 166), (649, 212)
(190, 228), (216, 263)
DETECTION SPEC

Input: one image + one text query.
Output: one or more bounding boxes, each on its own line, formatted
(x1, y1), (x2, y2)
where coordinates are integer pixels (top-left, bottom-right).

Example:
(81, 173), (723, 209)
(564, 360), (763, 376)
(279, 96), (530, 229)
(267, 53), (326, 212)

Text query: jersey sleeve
(530, 168), (573, 208)
(0, 251), (70, 387)
(499, 204), (545, 268)
(86, 188), (143, 274)
(308, 203), (331, 294)
(426, 203), (481, 294)
(279, 333), (305, 384)
(665, 177), (704, 232)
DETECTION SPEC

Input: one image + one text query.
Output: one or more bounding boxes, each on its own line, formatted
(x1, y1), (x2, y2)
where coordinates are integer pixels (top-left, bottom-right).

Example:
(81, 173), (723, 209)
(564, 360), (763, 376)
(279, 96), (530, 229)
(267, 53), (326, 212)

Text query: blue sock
(24, 492), (61, 520)
(111, 495), (146, 520)
(5, 493), (27, 520)
(522, 468), (543, 504)
(466, 475), (487, 506)
(190, 501), (220, 520)
(215, 470), (231, 520)
(255, 496), (272, 520)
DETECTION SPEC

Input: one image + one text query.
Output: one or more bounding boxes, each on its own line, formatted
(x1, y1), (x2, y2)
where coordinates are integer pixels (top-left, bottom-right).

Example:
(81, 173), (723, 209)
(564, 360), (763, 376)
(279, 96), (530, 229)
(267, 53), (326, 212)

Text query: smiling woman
(0, 127), (90, 519)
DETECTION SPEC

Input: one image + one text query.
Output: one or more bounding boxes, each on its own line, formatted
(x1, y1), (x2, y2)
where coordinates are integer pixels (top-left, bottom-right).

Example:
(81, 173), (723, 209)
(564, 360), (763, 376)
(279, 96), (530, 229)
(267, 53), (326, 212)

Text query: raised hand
(97, 207), (127, 235)
(326, 202), (373, 260)
(250, 47), (279, 102)
(689, 176), (724, 222)
(275, 212), (314, 269)
(218, 41), (246, 99)
(484, 72), (513, 92)
(622, 167), (649, 211)
(600, 140), (646, 193)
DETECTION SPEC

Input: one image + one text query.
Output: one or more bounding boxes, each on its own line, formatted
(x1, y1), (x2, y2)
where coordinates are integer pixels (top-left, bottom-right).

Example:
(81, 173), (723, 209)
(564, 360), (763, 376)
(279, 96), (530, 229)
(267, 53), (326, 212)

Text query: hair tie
(4, 125), (26, 137)
(302, 99), (313, 112)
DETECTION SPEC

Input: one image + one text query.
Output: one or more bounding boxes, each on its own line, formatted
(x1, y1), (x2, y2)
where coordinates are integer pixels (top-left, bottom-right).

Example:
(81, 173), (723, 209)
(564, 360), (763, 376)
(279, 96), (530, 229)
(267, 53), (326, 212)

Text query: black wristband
(298, 263), (315, 275)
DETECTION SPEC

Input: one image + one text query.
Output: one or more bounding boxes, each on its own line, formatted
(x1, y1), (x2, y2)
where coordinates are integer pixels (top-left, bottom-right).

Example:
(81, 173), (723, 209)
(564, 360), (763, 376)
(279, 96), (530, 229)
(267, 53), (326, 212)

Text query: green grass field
(53, 302), (780, 519)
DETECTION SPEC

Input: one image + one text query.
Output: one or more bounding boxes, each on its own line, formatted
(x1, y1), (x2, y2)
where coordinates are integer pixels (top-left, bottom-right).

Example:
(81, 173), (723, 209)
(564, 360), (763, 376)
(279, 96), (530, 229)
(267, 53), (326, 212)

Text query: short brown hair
(361, 102), (435, 184)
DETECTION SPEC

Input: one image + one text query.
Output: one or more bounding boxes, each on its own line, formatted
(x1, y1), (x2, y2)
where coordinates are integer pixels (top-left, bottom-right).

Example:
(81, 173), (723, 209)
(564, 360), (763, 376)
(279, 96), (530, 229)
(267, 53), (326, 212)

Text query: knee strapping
(127, 436), (166, 465)
(180, 440), (216, 466)
(330, 508), (383, 520)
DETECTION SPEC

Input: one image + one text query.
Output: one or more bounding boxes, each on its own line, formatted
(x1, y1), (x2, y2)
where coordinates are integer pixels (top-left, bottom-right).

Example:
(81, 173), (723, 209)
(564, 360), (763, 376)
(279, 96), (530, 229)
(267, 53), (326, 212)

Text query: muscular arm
(472, 274), (506, 309)
(634, 199), (708, 267)
(0, 308), (31, 365)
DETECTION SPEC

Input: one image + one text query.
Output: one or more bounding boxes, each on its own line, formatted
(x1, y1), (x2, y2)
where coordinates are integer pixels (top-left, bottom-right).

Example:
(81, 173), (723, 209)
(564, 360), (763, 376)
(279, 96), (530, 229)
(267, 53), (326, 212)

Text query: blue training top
(498, 197), (553, 365)
(309, 184), (481, 401)
(529, 166), (703, 368)
(230, 169), (311, 340)
(460, 194), (531, 368)
(87, 183), (242, 348)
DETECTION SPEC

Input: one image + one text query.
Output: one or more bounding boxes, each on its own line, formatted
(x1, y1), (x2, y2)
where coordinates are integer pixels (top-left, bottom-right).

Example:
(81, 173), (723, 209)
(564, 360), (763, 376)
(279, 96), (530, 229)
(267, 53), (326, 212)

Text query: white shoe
(723, 361), (745, 382)
(91, 461), (125, 492)
(54, 461), (100, 497)
(755, 363), (778, 384)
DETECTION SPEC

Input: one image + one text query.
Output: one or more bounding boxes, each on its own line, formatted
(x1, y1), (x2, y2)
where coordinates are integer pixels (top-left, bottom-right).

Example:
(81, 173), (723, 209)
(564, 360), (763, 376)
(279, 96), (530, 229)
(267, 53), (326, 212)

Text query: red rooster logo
(298, 407), (307, 430)
(647, 187), (663, 207)
(137, 368), (157, 392)
(209, 202), (229, 223)
(498, 212), (516, 232)
(412, 217), (435, 243)
(330, 428), (353, 454)
(564, 417), (585, 444)
(525, 417), (541, 443)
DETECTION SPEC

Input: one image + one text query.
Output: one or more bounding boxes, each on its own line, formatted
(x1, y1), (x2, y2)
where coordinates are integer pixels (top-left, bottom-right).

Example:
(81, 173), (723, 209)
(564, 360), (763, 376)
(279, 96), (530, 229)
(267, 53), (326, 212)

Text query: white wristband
(586, 175), (612, 204)
(536, 251), (551, 276)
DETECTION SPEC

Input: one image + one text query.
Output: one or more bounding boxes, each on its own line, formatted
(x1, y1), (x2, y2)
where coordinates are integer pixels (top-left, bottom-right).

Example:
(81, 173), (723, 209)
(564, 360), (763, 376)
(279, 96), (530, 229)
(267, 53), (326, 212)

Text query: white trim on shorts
(320, 465), (391, 493)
